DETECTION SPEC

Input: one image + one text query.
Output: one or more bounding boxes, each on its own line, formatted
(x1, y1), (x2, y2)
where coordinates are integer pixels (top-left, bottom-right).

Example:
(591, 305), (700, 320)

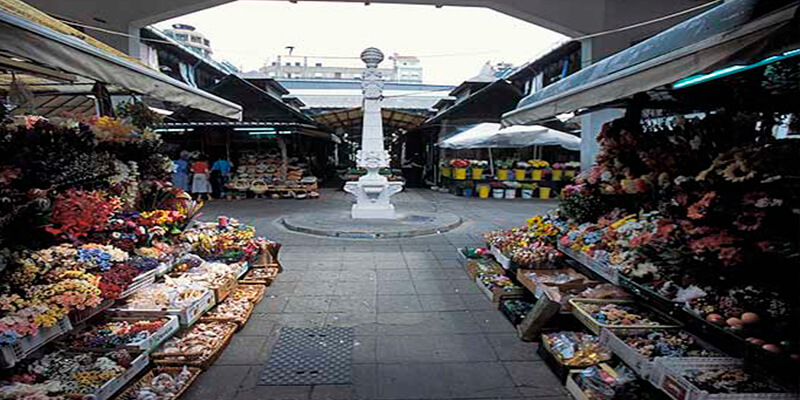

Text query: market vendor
(191, 156), (212, 200)
(211, 156), (233, 199)
(172, 151), (190, 192)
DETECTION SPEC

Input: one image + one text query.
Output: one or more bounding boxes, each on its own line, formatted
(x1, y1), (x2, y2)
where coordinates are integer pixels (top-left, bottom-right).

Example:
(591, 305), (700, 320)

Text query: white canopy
(437, 123), (580, 151)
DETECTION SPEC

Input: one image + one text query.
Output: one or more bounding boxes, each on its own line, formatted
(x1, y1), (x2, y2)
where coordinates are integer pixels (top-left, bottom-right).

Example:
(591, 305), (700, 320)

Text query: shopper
(191, 156), (212, 200)
(171, 151), (190, 192)
(211, 156), (233, 199)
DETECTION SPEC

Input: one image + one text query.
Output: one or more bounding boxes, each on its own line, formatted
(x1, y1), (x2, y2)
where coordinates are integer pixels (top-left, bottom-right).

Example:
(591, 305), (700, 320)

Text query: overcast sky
(156, 1), (566, 85)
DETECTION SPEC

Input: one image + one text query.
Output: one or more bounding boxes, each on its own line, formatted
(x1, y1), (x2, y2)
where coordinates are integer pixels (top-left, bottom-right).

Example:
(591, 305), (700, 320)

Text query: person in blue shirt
(210, 156), (233, 198)
(172, 151), (190, 192)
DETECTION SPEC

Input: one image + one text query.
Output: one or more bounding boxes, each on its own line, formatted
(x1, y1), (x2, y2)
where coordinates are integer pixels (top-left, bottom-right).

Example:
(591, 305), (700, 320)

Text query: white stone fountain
(344, 48), (404, 219)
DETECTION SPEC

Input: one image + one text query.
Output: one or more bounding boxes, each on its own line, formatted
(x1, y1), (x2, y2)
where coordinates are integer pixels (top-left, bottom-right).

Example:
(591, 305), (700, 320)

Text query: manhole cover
(258, 327), (353, 386)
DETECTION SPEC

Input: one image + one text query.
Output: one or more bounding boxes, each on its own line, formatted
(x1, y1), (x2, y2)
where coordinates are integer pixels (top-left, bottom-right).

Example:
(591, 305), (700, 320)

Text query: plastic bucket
(531, 169), (543, 181)
(492, 188), (505, 199)
(521, 189), (534, 199)
(471, 168), (484, 180)
(505, 189), (517, 199)
(565, 170), (576, 179)
(442, 167), (452, 178)
(514, 169), (527, 181)
(462, 187), (474, 197)
(539, 187), (551, 199)
(497, 169), (510, 180)
(552, 170), (563, 181)
(478, 185), (490, 198)
(454, 168), (467, 180)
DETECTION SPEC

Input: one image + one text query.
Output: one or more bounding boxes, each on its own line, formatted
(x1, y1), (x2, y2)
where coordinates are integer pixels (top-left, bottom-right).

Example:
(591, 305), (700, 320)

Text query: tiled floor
(183, 188), (568, 400)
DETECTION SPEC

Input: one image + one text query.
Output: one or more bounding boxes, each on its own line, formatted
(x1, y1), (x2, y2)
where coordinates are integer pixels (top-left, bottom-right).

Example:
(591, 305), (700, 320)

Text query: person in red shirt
(191, 157), (212, 200)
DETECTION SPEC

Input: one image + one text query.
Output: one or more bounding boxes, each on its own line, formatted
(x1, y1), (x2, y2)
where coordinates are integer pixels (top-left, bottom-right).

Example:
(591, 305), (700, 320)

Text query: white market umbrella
(437, 123), (580, 151)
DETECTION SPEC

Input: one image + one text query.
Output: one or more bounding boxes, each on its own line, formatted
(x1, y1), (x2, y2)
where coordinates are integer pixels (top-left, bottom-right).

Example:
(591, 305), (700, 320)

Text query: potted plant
(450, 159), (470, 180)
(504, 181), (521, 199)
(563, 161), (580, 179)
(529, 159), (550, 181)
(495, 160), (514, 181)
(551, 163), (564, 181)
(440, 160), (452, 178)
(471, 160), (488, 180)
(489, 181), (505, 199)
(520, 183), (537, 199)
(514, 161), (530, 181)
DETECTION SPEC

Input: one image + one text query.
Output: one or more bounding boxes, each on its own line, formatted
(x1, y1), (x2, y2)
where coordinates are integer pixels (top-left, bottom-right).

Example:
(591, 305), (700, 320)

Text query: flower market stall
(458, 8), (800, 395)
(0, 103), (282, 399)
(436, 123), (579, 199)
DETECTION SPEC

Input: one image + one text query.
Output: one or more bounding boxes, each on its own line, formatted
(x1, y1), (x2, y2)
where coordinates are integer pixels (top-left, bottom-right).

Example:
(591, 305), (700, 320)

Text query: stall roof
(314, 107), (427, 133)
(425, 79), (521, 125)
(0, 0), (242, 120)
(503, 0), (800, 125)
(437, 122), (580, 150)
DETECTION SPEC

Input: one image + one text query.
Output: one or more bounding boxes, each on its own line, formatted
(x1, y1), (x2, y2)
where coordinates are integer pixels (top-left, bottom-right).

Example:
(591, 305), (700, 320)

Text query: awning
(503, 0), (800, 125)
(0, 3), (243, 120)
(314, 108), (428, 132)
(437, 123), (580, 151)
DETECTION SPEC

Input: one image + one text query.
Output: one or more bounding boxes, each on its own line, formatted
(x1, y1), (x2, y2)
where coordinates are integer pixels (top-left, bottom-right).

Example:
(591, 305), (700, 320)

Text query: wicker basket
(238, 267), (278, 285)
(231, 285), (266, 304)
(151, 322), (237, 369)
(569, 298), (683, 335)
(114, 366), (203, 400)
(200, 301), (256, 330)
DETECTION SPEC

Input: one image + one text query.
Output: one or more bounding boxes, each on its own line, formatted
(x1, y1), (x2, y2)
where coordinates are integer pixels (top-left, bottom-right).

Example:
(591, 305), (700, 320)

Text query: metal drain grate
(258, 327), (353, 386)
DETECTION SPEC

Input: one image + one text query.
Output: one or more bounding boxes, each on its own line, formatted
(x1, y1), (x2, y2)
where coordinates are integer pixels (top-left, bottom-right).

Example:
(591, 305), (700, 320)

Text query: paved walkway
(183, 188), (568, 400)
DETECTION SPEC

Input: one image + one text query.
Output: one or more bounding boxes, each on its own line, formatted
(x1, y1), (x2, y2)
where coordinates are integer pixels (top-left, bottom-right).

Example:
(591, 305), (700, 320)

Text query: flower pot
(462, 187), (474, 197)
(539, 187), (551, 199)
(497, 169), (510, 181)
(504, 189), (517, 199)
(471, 168), (484, 180)
(492, 188), (505, 199)
(521, 188), (534, 199)
(441, 167), (452, 178)
(454, 168), (467, 180)
(478, 185), (490, 198)
(531, 169), (543, 181)
(514, 169), (527, 181)
(552, 170), (563, 181)
(565, 170), (576, 179)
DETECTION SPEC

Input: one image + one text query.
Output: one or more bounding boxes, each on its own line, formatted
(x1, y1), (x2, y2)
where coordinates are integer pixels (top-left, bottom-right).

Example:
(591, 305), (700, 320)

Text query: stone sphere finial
(360, 47), (384, 68)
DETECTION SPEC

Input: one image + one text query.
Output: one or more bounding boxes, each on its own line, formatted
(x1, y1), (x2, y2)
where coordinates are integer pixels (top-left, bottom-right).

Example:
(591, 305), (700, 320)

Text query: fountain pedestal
(344, 47), (404, 219)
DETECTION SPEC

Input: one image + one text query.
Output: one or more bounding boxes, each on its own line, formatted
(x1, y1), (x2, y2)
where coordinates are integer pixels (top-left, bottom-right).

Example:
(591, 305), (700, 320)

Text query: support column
(580, 109), (624, 170)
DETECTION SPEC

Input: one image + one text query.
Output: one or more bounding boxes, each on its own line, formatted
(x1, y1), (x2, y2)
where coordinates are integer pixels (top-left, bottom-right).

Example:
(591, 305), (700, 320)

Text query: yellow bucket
(497, 169), (510, 181)
(478, 185), (490, 198)
(552, 170), (563, 181)
(514, 169), (527, 181)
(531, 169), (543, 181)
(539, 187), (551, 199)
(442, 167), (452, 178)
(471, 168), (484, 180)
(454, 168), (467, 180)
(565, 170), (576, 179)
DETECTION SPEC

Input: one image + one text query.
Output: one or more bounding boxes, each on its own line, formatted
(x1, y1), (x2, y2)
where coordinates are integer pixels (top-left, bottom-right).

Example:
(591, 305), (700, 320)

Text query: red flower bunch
(46, 189), (121, 241)
(98, 264), (140, 299)
(449, 159), (470, 168)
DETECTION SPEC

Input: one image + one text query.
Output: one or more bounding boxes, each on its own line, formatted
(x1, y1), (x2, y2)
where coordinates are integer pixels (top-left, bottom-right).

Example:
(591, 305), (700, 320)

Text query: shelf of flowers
(61, 316), (180, 354)
(648, 357), (797, 400)
(0, 348), (149, 400)
(151, 321), (238, 369)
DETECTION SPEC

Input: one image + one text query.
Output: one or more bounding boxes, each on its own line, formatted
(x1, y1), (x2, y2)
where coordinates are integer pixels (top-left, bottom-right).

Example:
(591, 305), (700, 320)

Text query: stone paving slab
(183, 189), (566, 400)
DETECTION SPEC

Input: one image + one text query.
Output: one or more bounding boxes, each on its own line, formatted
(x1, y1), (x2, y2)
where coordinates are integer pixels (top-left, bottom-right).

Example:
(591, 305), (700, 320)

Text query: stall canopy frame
(502, 0), (800, 125)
